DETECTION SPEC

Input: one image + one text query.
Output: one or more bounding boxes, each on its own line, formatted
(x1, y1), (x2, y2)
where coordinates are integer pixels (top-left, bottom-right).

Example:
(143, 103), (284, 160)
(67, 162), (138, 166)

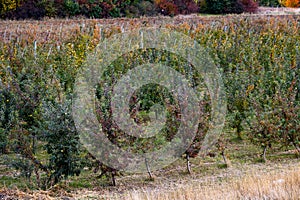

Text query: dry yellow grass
(0, 163), (299, 199)
(116, 166), (300, 200)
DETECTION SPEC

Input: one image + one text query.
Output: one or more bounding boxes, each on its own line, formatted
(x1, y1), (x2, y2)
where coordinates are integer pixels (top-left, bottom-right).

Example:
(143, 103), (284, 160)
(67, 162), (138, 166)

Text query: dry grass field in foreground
(1, 162), (299, 199)
(119, 167), (300, 200)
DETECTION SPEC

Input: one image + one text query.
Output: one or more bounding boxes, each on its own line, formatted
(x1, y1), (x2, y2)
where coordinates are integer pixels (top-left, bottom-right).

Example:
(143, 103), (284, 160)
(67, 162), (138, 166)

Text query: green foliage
(64, 0), (80, 17)
(5, 155), (34, 179)
(89, 5), (103, 18)
(0, 16), (299, 187)
(42, 99), (82, 185)
(203, 0), (258, 14)
(259, 0), (281, 6)
(0, 89), (14, 154)
(204, 0), (243, 14)
(0, 128), (6, 153)
(94, 49), (189, 156)
(0, 0), (20, 16)
(42, 0), (57, 17)
(0, 31), (91, 188)
(241, 31), (300, 160)
(125, 0), (158, 17)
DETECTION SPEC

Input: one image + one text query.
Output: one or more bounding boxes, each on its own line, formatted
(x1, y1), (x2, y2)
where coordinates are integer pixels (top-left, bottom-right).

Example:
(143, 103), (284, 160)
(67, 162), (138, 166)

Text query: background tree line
(0, 0), (298, 20)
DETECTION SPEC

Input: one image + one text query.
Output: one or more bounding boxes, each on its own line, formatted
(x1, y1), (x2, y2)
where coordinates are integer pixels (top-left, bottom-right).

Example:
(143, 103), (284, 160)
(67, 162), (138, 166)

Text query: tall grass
(119, 167), (300, 200)
(1, 165), (299, 199)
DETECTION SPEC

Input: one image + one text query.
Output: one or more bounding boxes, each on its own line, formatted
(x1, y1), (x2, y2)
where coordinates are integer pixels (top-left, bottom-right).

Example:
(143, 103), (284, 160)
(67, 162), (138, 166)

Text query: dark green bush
(42, 0), (57, 17)
(64, 0), (80, 17)
(43, 99), (82, 185)
(258, 0), (281, 7)
(204, 0), (242, 14)
(0, 89), (13, 154)
(203, 0), (258, 14)
(4, 0), (46, 19)
(130, 0), (158, 17)
(6, 155), (34, 179)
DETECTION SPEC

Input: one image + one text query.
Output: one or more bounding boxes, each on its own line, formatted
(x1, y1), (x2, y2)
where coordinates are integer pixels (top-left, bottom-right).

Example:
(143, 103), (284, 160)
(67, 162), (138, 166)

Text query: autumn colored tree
(0, 0), (21, 16)
(281, 0), (300, 7)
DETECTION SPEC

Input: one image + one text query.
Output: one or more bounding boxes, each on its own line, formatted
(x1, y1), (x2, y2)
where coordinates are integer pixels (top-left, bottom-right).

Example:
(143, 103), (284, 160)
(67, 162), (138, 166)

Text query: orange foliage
(154, 0), (179, 15)
(282, 0), (300, 7)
